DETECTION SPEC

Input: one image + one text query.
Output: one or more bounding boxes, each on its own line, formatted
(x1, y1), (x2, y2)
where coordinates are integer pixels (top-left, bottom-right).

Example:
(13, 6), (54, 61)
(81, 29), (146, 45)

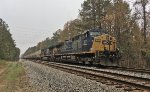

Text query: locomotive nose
(91, 34), (116, 53)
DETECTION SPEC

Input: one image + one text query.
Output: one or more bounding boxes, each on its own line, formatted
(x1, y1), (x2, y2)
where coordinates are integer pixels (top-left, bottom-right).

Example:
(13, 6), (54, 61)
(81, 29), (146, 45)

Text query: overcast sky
(0, 0), (84, 54)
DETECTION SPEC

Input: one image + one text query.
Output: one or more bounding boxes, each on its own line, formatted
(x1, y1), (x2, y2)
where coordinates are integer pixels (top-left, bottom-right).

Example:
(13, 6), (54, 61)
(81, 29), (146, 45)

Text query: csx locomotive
(24, 28), (121, 66)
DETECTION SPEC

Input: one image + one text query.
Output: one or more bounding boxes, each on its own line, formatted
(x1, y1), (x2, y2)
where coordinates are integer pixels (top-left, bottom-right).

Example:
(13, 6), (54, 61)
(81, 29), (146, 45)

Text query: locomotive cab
(81, 28), (106, 52)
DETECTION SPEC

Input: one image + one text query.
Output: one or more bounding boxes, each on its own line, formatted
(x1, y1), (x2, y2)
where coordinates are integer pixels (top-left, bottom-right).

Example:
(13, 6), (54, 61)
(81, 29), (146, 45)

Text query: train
(24, 28), (121, 66)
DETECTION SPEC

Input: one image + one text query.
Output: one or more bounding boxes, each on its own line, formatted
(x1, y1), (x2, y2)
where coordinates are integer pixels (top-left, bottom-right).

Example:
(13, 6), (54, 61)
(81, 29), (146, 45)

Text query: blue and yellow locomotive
(38, 28), (121, 66)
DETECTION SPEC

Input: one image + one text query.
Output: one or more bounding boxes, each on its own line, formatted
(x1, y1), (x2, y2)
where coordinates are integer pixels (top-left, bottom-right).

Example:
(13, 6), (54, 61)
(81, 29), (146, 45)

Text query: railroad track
(37, 59), (150, 75)
(33, 60), (150, 91)
(107, 66), (150, 75)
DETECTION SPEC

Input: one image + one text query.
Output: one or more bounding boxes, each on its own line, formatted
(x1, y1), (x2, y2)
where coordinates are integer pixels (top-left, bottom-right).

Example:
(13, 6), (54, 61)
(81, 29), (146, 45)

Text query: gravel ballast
(22, 60), (126, 92)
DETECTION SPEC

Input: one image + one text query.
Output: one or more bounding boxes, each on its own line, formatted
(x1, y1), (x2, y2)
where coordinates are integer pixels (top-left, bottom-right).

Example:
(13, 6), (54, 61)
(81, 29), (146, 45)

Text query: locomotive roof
(48, 42), (64, 49)
(46, 28), (106, 50)
(82, 28), (106, 34)
(72, 28), (106, 39)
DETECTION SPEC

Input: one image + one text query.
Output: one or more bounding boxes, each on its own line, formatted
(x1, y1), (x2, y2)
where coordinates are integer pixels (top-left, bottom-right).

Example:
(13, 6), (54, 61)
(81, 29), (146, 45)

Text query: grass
(0, 61), (25, 92)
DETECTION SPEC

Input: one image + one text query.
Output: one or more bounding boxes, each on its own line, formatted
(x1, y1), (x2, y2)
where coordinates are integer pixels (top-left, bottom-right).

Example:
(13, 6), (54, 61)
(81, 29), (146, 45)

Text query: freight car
(24, 28), (121, 66)
(24, 50), (41, 60)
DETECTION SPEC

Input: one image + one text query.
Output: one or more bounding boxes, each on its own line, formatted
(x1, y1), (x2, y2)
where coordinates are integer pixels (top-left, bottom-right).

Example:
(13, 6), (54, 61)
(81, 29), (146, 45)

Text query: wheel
(82, 61), (85, 65)
(89, 61), (93, 66)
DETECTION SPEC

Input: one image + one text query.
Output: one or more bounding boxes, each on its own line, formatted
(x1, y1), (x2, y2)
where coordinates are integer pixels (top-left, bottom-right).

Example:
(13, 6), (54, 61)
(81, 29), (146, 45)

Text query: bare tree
(134, 0), (149, 44)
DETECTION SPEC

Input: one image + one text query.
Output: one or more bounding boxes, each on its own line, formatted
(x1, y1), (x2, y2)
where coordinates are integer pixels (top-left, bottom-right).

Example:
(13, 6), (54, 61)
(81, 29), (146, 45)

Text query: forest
(23, 0), (150, 69)
(0, 18), (20, 61)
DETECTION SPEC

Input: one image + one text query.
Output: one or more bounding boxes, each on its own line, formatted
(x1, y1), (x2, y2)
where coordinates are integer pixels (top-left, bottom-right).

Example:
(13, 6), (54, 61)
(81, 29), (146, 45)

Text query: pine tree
(0, 18), (20, 61)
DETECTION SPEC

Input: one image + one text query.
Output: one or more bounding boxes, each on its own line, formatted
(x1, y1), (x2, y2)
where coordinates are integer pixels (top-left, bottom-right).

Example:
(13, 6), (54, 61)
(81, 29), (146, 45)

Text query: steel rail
(39, 61), (150, 91)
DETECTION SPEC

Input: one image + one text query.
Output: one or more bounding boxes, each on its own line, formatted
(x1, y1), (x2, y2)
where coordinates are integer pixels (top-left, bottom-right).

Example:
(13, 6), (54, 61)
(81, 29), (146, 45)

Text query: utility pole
(142, 0), (147, 44)
(90, 0), (96, 28)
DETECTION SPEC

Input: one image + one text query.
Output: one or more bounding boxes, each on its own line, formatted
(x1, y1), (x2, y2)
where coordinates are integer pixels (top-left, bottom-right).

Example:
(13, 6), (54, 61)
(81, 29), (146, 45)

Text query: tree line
(0, 18), (20, 61)
(23, 0), (150, 69)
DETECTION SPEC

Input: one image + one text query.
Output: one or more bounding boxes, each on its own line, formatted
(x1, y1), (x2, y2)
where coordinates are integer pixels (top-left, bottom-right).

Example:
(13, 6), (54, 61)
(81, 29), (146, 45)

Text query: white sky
(0, 0), (84, 54)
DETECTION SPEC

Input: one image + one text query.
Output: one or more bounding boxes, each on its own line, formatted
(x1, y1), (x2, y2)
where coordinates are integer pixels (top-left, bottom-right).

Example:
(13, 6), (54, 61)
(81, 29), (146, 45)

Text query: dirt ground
(0, 61), (28, 92)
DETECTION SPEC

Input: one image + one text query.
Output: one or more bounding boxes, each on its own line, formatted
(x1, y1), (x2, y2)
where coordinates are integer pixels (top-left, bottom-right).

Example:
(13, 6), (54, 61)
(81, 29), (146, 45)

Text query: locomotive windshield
(90, 31), (101, 37)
